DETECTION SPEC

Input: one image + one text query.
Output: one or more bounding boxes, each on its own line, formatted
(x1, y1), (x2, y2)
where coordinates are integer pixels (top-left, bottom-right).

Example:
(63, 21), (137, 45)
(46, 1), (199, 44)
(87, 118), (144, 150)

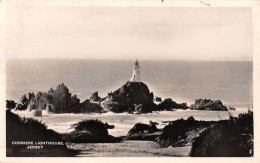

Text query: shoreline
(11, 109), (247, 137)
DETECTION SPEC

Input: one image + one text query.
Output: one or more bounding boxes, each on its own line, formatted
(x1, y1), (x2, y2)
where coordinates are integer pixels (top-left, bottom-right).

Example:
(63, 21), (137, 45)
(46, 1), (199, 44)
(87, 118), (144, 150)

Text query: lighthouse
(130, 60), (141, 82)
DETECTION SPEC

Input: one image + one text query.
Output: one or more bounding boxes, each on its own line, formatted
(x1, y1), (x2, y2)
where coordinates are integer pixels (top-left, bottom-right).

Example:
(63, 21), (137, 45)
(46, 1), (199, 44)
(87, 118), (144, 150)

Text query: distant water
(6, 59), (253, 111)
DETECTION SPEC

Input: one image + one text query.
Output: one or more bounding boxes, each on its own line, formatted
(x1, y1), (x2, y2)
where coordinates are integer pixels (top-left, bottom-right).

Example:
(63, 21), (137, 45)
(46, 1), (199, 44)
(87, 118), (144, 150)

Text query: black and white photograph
(1, 0), (259, 161)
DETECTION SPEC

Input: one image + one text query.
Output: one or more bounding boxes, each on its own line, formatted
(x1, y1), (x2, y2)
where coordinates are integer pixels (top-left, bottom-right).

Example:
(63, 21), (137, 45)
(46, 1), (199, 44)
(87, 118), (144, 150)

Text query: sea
(6, 59), (253, 110)
(6, 59), (253, 137)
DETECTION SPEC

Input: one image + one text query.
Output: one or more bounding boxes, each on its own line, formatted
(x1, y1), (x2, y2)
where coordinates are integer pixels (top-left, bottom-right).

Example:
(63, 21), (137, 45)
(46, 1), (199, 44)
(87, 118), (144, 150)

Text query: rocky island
(8, 60), (190, 115)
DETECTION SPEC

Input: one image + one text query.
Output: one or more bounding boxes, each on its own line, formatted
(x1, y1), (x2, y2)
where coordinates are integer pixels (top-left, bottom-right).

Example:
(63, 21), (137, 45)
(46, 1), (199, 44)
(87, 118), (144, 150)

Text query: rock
(134, 103), (158, 114)
(6, 111), (76, 156)
(154, 96), (162, 102)
(105, 123), (115, 129)
(90, 92), (101, 102)
(190, 99), (228, 111)
(125, 121), (161, 140)
(106, 81), (154, 105)
(6, 100), (17, 110)
(71, 99), (104, 113)
(156, 117), (212, 148)
(28, 84), (81, 113)
(15, 94), (30, 111)
(50, 83), (80, 113)
(63, 119), (122, 143)
(190, 112), (253, 157)
(127, 121), (159, 136)
(157, 98), (188, 110)
(20, 83), (107, 114)
(103, 81), (155, 113)
(103, 102), (134, 113)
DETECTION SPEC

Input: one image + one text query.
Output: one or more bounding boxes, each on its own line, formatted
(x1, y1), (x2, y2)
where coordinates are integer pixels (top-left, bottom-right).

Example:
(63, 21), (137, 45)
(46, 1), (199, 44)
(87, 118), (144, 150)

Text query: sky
(4, 7), (252, 61)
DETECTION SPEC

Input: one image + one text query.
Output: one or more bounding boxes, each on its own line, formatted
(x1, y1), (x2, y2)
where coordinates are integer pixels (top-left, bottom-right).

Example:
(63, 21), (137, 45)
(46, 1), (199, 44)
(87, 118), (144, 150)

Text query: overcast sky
(4, 7), (252, 61)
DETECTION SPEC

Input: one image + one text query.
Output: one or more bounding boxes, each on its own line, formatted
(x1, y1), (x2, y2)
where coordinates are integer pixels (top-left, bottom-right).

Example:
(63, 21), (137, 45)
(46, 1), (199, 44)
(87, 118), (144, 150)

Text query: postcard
(0, 0), (259, 162)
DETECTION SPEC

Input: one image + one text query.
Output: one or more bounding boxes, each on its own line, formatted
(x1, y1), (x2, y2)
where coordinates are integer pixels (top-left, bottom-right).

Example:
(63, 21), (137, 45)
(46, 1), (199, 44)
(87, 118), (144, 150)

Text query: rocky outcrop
(157, 98), (188, 110)
(190, 111), (253, 157)
(62, 119), (122, 143)
(103, 102), (134, 113)
(70, 99), (105, 113)
(190, 99), (228, 111)
(23, 84), (80, 113)
(6, 100), (17, 110)
(20, 83), (106, 114)
(124, 121), (161, 140)
(103, 81), (155, 113)
(90, 92), (101, 102)
(134, 103), (158, 114)
(6, 111), (77, 156)
(48, 84), (80, 113)
(107, 81), (154, 105)
(156, 117), (212, 148)
(15, 94), (30, 111)
(154, 97), (162, 102)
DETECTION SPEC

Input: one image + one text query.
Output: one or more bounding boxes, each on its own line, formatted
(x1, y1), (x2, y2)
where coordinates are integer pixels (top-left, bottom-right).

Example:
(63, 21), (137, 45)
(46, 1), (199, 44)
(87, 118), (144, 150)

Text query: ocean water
(6, 59), (253, 111)
(12, 110), (246, 137)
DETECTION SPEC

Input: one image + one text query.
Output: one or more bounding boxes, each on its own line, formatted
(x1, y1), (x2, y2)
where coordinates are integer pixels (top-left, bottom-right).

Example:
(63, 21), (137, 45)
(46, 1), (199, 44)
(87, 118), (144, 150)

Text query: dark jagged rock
(103, 81), (155, 113)
(62, 119), (122, 143)
(90, 92), (101, 102)
(124, 121), (161, 140)
(19, 83), (105, 114)
(128, 121), (159, 136)
(70, 99), (105, 113)
(6, 111), (77, 156)
(156, 117), (212, 148)
(15, 94), (30, 111)
(28, 92), (51, 111)
(190, 99), (228, 111)
(103, 102), (134, 113)
(27, 84), (81, 113)
(105, 122), (115, 129)
(190, 111), (253, 157)
(107, 81), (154, 105)
(6, 100), (17, 110)
(134, 103), (158, 114)
(49, 83), (80, 113)
(154, 96), (162, 102)
(157, 98), (188, 111)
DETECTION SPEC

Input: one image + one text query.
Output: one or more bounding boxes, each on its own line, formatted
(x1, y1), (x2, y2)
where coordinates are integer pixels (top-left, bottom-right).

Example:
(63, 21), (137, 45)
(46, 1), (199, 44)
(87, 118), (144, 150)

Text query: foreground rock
(62, 119), (122, 143)
(6, 110), (77, 156)
(156, 117), (213, 148)
(124, 121), (162, 140)
(190, 99), (228, 111)
(190, 111), (253, 157)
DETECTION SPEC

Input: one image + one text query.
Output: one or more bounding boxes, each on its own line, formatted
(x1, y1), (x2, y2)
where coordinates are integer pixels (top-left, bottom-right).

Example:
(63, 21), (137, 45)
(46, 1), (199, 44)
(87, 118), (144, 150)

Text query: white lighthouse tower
(130, 60), (141, 82)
